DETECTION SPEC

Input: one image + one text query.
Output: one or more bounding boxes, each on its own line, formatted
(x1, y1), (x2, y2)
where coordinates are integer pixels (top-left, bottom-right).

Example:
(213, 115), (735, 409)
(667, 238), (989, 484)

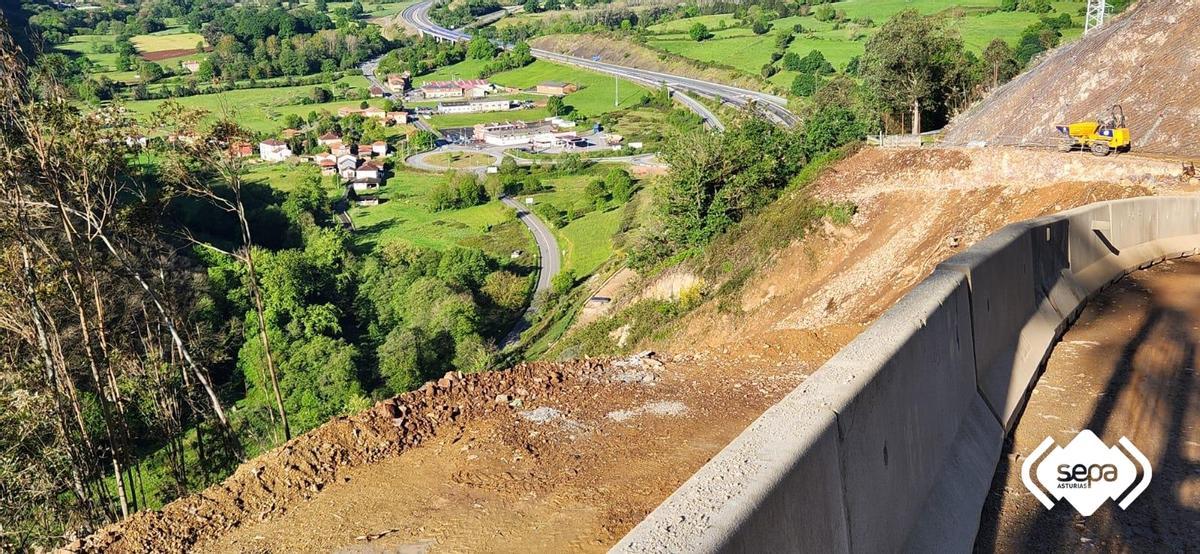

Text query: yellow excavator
(1056, 104), (1131, 156)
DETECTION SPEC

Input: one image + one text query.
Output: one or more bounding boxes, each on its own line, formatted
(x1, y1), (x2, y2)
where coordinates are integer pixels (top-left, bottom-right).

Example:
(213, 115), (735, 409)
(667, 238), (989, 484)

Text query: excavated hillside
(942, 0), (1200, 157)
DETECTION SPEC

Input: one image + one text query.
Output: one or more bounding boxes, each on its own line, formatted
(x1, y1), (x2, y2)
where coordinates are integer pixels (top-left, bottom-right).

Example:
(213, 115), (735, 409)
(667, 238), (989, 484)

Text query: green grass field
(122, 75), (373, 132)
(56, 34), (119, 70)
(558, 207), (621, 276)
(490, 60), (646, 117)
(426, 106), (547, 128)
(644, 0), (1086, 86)
(424, 152), (497, 168)
(416, 59), (647, 124)
(522, 173), (622, 275)
(349, 170), (515, 252)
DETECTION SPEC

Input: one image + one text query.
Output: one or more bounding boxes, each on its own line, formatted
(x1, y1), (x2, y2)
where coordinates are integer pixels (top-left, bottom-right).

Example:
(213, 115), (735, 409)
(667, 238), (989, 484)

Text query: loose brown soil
(975, 257), (1200, 552)
(141, 47), (210, 62)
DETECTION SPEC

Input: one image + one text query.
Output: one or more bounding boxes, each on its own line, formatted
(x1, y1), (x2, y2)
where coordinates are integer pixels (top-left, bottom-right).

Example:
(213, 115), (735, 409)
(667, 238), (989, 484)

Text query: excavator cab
(1056, 104), (1131, 156)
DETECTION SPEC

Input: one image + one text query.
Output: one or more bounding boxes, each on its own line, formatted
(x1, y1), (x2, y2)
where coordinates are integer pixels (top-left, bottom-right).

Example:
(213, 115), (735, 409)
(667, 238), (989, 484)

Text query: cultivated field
(130, 30), (207, 54)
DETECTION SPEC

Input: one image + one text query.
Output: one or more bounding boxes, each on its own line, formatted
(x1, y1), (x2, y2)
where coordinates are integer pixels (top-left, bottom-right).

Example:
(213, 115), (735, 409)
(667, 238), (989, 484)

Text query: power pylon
(1084, 0), (1109, 34)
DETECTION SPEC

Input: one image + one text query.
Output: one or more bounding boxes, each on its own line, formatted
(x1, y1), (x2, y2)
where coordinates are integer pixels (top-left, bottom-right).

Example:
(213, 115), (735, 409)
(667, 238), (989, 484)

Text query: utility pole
(1084, 0), (1108, 34)
(615, 74), (619, 107)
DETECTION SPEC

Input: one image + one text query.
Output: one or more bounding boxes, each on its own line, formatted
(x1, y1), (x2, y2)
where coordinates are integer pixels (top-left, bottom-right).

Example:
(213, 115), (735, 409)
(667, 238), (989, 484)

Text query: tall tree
(859, 10), (981, 133)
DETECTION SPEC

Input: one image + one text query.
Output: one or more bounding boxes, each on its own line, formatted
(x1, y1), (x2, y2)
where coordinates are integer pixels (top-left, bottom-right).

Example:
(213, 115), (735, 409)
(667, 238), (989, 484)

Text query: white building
(371, 141), (388, 156)
(437, 99), (512, 114)
(258, 139), (292, 162)
(355, 161), (382, 181)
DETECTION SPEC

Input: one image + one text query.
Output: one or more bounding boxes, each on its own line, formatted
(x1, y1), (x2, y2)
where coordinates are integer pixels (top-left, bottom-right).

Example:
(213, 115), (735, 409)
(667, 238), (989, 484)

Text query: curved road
(500, 195), (561, 347)
(400, 0), (797, 128)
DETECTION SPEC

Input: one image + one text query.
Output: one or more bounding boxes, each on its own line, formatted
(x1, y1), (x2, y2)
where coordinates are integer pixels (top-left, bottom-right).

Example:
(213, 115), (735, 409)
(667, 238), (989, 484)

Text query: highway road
(500, 194), (561, 348)
(399, 0), (797, 128)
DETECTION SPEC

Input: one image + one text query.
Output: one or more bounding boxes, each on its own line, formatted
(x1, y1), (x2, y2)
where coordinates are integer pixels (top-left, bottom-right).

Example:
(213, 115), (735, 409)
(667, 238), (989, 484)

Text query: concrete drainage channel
(612, 196), (1200, 553)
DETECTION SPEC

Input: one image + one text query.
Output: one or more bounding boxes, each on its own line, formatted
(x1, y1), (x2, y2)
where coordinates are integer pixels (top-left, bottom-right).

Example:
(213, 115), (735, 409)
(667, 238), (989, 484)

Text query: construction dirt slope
(74, 146), (1198, 553)
(942, 0), (1200, 157)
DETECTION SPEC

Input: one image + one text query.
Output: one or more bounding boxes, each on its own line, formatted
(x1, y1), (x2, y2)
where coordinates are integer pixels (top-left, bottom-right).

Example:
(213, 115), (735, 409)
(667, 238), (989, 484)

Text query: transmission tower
(1084, 0), (1109, 34)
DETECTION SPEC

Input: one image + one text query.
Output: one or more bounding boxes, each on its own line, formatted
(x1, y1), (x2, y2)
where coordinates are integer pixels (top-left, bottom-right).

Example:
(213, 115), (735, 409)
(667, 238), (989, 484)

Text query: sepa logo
(1021, 430), (1152, 516)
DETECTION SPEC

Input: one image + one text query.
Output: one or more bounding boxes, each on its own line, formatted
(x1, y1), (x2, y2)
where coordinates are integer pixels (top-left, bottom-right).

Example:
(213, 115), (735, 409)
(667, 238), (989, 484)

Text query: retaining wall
(614, 196), (1200, 553)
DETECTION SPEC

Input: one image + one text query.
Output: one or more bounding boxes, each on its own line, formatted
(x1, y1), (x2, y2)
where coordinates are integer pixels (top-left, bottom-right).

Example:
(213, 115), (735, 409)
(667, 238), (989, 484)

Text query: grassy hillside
(642, 0), (1086, 88)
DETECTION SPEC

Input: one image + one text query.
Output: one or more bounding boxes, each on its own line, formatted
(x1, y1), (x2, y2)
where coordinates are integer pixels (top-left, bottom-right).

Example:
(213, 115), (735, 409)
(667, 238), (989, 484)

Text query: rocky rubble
(68, 358), (654, 553)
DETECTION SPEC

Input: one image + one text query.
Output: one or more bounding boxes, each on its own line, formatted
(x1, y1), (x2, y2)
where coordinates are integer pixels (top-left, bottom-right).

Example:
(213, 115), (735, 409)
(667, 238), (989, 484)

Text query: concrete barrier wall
(614, 196), (1200, 553)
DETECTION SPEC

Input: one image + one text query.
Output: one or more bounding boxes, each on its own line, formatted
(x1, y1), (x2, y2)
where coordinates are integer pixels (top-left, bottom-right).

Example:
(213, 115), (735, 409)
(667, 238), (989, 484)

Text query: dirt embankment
(942, 0), (1200, 157)
(661, 147), (1194, 360)
(68, 361), (617, 552)
(530, 33), (773, 94)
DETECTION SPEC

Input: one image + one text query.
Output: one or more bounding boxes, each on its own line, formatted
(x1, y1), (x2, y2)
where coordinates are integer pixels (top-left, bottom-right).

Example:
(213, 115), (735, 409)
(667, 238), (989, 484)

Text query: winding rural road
(500, 194), (561, 347)
(399, 0), (796, 128)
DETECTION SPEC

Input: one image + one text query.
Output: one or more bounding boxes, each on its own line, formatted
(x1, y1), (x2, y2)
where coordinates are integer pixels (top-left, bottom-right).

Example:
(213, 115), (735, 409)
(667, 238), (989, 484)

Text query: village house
(369, 85), (386, 98)
(258, 139), (292, 162)
(386, 72), (410, 93)
(337, 155), (358, 180)
(181, 60), (201, 73)
(362, 106), (386, 119)
(356, 144), (374, 158)
(230, 142), (254, 158)
(355, 161), (382, 181)
(437, 99), (512, 114)
(318, 132), (341, 146)
(331, 144), (353, 158)
(371, 141), (388, 156)
(356, 194), (380, 206)
(386, 111), (408, 125)
(337, 106), (363, 118)
(536, 81), (577, 95)
(313, 152), (337, 175)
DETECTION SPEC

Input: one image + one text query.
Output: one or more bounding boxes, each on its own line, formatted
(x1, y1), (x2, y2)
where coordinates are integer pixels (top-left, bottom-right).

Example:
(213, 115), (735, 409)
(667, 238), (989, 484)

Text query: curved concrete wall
(614, 196), (1200, 553)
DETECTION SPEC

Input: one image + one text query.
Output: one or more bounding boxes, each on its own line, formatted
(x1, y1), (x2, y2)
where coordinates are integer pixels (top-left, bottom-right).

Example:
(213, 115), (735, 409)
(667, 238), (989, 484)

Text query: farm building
(536, 81), (577, 95)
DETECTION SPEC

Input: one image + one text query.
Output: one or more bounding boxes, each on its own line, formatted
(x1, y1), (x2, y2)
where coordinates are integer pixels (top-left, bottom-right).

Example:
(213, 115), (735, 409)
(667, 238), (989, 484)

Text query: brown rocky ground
(976, 257), (1200, 552)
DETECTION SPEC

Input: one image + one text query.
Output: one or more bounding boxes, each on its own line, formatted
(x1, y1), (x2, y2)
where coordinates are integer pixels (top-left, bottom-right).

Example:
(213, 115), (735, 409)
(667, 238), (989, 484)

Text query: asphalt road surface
(499, 195), (561, 347)
(399, 0), (796, 127)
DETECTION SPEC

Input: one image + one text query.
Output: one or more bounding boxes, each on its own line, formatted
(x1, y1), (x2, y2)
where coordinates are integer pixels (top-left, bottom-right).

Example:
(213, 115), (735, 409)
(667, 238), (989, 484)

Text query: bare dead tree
(153, 103), (291, 442)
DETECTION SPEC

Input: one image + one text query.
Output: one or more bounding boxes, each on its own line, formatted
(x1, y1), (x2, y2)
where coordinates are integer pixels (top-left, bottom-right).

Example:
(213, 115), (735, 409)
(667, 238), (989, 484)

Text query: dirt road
(975, 258), (1200, 552)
